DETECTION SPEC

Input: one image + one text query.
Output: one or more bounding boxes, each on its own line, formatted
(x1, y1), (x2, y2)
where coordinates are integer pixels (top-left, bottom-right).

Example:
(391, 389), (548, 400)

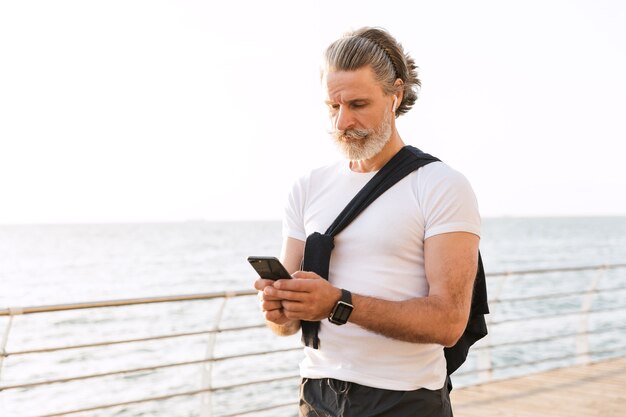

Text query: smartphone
(247, 256), (292, 280)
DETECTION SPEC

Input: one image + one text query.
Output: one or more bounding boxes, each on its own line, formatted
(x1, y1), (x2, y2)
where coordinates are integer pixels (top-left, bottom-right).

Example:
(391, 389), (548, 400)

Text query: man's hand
(252, 236), (306, 337)
(254, 278), (293, 326)
(263, 271), (342, 321)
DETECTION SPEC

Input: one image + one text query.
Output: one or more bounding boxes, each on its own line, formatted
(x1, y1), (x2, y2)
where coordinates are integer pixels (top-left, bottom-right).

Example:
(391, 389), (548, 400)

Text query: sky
(1, 0), (625, 224)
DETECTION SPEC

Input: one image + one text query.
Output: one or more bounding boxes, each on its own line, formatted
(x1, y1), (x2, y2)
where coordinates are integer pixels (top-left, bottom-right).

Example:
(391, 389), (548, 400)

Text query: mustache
(330, 127), (372, 141)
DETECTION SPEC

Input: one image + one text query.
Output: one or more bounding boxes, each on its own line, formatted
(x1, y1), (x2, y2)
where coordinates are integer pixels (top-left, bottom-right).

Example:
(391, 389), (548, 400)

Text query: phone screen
(247, 256), (292, 280)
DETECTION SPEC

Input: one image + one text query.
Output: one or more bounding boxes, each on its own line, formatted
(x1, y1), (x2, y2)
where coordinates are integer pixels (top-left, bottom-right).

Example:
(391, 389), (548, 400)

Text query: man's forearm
(349, 294), (468, 347)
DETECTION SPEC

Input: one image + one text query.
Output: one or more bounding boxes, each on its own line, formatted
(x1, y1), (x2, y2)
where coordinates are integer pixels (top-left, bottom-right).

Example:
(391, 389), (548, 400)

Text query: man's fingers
(291, 271), (321, 280)
(262, 299), (282, 311)
(272, 274), (321, 291)
(264, 286), (306, 301)
(281, 300), (325, 321)
(259, 292), (282, 302)
(264, 309), (290, 325)
(253, 278), (276, 291)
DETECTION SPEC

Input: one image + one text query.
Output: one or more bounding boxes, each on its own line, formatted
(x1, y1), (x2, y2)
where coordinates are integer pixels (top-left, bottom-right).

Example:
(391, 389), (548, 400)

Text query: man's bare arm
(267, 232), (479, 347)
(348, 232), (479, 346)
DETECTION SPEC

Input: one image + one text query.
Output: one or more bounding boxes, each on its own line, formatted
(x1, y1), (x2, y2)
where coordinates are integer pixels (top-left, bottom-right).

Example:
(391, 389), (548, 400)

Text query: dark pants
(299, 378), (453, 417)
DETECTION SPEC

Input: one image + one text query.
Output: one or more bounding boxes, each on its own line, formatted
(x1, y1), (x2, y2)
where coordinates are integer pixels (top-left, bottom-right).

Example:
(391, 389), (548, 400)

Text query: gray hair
(323, 27), (420, 117)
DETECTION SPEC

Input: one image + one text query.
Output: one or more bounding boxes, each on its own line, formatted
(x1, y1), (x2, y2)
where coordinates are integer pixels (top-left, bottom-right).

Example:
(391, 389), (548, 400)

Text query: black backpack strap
(301, 146), (439, 348)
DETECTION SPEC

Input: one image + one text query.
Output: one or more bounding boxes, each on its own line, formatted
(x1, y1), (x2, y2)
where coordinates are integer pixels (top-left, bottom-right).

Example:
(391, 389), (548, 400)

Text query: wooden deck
(450, 356), (626, 417)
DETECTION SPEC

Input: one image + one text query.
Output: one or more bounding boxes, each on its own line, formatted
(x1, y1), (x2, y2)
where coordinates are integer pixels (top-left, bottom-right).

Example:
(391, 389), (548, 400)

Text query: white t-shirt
(282, 158), (481, 391)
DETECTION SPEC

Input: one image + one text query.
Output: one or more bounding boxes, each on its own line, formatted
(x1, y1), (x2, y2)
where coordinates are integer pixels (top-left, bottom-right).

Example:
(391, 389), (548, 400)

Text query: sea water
(1, 217), (625, 416)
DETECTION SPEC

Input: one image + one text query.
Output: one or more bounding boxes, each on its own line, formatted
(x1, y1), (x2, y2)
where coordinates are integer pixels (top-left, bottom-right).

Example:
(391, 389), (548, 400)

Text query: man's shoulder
(410, 161), (477, 207)
(417, 161), (471, 185)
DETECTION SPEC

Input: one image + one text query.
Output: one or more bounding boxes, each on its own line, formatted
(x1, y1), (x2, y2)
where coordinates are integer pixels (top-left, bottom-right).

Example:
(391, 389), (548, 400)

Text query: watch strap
(328, 289), (353, 325)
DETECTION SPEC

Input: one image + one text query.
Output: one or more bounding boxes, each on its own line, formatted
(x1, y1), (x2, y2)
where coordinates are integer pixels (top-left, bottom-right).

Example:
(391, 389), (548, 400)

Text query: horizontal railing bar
(472, 323), (626, 351)
(0, 290), (258, 317)
(211, 372), (300, 392)
(489, 284), (626, 304)
(455, 345), (626, 377)
(7, 321), (626, 391)
(489, 304), (626, 326)
(10, 316), (624, 360)
(3, 288), (623, 357)
(3, 263), (625, 317)
(2, 323), (267, 357)
(0, 347), (301, 391)
(485, 263), (626, 277)
(3, 290), (624, 357)
(219, 401), (297, 417)
(8, 317), (625, 390)
(30, 373), (300, 417)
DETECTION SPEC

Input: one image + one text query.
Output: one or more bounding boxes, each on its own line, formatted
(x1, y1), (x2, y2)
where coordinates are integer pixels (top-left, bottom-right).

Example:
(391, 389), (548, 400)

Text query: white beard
(331, 107), (393, 161)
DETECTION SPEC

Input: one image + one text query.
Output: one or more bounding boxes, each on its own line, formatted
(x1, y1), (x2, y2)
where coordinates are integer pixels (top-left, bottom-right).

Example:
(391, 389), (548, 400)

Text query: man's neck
(349, 134), (405, 173)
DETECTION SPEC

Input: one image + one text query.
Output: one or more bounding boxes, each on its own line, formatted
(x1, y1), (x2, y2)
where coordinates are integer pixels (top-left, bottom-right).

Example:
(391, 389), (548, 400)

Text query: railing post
(199, 295), (230, 417)
(0, 309), (20, 385)
(576, 266), (605, 365)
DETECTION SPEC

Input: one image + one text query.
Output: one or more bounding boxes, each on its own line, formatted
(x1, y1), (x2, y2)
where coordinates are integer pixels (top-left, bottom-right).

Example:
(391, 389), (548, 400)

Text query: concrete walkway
(450, 356), (626, 417)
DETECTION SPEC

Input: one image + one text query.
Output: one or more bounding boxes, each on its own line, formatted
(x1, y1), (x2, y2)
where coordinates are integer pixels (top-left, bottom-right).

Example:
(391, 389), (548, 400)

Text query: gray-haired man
(254, 27), (480, 417)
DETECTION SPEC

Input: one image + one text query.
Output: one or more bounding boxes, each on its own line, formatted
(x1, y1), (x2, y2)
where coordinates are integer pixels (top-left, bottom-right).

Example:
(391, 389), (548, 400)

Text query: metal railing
(1, 263), (626, 417)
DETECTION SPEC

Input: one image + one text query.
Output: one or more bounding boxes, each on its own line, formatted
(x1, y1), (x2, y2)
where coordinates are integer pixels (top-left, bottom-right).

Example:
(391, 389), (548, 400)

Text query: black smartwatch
(328, 289), (353, 325)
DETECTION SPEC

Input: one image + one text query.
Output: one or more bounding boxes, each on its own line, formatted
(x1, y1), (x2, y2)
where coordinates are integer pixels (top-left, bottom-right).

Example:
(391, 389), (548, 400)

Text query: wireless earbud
(392, 96), (398, 113)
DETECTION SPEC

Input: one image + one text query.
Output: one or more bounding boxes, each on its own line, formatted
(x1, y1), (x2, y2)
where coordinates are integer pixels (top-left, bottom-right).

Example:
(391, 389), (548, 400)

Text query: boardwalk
(450, 356), (626, 417)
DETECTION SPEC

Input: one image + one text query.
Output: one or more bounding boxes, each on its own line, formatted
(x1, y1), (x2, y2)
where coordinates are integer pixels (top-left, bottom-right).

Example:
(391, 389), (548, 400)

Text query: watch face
(330, 301), (353, 325)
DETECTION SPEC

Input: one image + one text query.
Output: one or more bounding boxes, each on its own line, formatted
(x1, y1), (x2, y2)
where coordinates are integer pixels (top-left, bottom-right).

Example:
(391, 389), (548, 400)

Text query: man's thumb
(292, 270), (320, 280)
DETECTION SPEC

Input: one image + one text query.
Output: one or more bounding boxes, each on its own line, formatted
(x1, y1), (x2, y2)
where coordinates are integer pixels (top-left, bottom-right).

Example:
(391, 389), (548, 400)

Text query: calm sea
(1, 217), (625, 416)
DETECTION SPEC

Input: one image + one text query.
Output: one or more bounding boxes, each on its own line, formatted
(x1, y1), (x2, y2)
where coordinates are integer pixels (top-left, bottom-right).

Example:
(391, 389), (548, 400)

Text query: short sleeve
(418, 163), (481, 240)
(281, 173), (308, 242)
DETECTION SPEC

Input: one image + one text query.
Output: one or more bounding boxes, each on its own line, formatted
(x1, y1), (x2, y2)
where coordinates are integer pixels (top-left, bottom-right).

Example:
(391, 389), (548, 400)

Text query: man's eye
(352, 102), (365, 108)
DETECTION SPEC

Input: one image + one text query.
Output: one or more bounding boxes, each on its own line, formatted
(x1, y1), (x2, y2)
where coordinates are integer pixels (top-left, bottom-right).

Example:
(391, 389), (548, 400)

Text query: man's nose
(335, 106), (355, 131)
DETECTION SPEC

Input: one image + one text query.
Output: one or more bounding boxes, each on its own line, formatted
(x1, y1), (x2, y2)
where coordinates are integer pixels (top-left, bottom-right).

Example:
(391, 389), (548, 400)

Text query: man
(254, 27), (480, 417)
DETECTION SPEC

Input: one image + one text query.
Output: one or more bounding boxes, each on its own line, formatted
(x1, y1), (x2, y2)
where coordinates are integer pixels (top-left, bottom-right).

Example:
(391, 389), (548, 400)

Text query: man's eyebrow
(324, 98), (370, 105)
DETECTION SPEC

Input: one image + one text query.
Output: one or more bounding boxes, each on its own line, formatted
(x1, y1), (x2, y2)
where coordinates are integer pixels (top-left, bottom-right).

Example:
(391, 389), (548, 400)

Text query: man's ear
(393, 78), (404, 112)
